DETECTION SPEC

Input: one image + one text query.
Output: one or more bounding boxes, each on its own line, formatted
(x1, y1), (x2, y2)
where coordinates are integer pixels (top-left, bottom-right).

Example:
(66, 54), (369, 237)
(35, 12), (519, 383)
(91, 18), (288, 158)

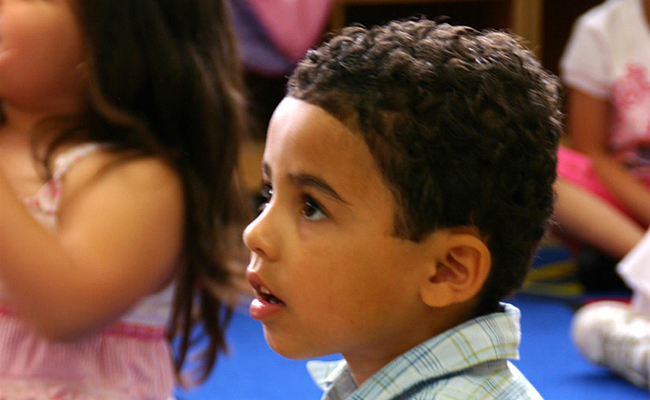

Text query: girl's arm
(567, 88), (650, 227)
(0, 154), (184, 341)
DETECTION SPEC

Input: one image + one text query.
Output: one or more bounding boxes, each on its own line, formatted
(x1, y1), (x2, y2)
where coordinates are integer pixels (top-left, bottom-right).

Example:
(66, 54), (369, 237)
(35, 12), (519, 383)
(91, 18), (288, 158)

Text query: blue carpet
(175, 295), (648, 399)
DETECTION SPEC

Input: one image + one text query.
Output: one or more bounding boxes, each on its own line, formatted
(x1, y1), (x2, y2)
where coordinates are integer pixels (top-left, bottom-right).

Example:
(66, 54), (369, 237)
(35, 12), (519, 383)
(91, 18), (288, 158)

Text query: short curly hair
(288, 19), (563, 315)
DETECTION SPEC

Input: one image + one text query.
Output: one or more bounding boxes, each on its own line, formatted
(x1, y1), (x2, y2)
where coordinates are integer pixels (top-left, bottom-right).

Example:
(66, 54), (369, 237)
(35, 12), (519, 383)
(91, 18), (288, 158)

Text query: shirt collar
(308, 303), (521, 400)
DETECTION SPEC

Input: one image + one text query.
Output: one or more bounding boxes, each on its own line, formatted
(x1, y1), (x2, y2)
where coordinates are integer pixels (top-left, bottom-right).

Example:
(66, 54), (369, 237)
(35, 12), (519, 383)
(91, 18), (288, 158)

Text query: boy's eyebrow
(262, 162), (348, 203)
(288, 172), (348, 204)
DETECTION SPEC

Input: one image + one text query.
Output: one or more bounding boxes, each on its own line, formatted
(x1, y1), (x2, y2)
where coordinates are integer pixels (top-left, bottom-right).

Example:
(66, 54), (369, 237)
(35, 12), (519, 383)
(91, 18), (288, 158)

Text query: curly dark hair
(288, 18), (563, 316)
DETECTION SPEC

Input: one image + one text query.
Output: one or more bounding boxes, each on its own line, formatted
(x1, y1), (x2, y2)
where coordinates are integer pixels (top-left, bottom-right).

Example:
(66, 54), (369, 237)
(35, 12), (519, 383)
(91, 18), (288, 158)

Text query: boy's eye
(255, 183), (273, 212)
(302, 196), (327, 221)
(260, 183), (273, 200)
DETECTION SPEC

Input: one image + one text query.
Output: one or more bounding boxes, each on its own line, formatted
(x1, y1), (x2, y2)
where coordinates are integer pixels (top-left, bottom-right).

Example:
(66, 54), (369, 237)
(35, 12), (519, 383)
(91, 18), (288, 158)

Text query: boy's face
(244, 97), (439, 370)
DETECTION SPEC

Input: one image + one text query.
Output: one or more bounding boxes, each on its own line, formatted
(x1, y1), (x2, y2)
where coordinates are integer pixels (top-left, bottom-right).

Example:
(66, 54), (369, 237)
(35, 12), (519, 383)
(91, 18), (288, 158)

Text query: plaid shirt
(307, 303), (542, 400)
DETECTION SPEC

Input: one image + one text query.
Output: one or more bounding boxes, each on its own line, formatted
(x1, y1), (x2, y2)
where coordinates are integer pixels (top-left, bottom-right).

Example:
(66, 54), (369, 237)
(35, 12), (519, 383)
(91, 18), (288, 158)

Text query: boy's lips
(250, 280), (285, 305)
(246, 270), (286, 320)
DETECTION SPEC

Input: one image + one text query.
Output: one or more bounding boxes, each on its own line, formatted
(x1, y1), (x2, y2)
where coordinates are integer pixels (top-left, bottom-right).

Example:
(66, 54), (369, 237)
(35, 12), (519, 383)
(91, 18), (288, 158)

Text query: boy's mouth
(247, 272), (285, 306)
(256, 284), (285, 305)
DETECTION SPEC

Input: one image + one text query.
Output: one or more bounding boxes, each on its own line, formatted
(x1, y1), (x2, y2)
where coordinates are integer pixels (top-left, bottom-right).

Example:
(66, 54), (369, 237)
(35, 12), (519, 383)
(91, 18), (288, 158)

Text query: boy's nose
(242, 205), (279, 261)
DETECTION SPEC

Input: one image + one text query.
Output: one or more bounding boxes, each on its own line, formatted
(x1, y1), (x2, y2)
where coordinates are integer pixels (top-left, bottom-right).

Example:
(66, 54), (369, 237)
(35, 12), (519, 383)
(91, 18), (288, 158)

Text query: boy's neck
(343, 300), (481, 386)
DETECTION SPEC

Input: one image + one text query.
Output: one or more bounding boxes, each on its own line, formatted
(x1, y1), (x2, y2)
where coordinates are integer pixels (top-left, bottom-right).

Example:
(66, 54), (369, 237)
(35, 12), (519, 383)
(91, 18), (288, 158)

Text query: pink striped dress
(0, 144), (176, 399)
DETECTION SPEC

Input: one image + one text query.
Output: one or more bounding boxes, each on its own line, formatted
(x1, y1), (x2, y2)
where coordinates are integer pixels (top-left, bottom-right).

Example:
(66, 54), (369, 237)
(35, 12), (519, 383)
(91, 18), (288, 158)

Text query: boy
(244, 18), (562, 399)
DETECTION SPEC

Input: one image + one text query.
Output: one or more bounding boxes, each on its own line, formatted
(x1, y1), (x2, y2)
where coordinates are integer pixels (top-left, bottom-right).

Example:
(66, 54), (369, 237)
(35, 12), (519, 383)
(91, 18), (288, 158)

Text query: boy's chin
(263, 330), (329, 360)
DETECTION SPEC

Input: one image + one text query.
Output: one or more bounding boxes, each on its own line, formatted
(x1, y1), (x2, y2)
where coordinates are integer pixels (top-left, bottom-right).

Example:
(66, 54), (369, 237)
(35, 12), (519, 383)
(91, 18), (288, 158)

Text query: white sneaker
(571, 301), (650, 389)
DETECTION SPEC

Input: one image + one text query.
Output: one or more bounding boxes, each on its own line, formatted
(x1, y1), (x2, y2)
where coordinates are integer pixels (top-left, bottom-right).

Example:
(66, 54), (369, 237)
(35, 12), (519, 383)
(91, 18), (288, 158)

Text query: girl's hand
(567, 88), (650, 227)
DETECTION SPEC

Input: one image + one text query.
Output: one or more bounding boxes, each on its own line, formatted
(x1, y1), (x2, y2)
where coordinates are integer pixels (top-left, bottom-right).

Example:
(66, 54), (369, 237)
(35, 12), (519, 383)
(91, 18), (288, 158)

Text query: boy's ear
(419, 233), (491, 308)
